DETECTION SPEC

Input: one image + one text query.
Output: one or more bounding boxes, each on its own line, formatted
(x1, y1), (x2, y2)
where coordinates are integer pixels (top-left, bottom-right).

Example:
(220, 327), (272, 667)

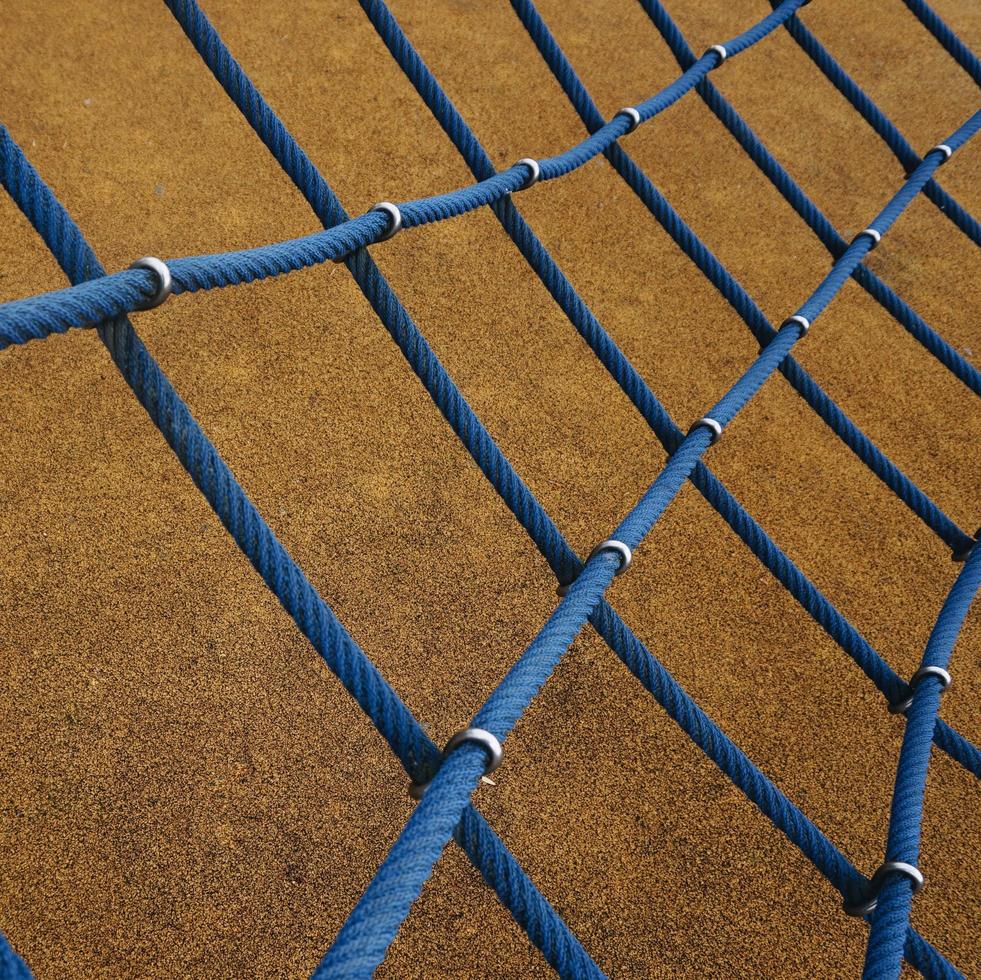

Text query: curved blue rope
(862, 542), (981, 980)
(900, 0), (981, 87)
(317, 113), (978, 973)
(356, 0), (979, 769)
(2, 1), (976, 976)
(509, 0), (976, 559)
(160, 6), (975, 977)
(773, 2), (981, 247)
(0, 0), (807, 350)
(634, 0), (981, 398)
(0, 127), (604, 980)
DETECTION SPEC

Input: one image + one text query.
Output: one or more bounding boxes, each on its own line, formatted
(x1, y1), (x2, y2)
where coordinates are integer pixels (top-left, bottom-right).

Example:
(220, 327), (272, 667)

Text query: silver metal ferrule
(782, 314), (810, 337)
(129, 256), (173, 310)
(689, 416), (723, 445)
(615, 107), (641, 133)
(514, 157), (541, 190)
(370, 201), (403, 242)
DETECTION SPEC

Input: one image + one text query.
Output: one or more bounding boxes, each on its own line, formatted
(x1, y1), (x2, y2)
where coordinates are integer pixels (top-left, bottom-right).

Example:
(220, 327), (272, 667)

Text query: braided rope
(0, 0), (978, 977)
(0, 127), (603, 980)
(315, 104), (980, 974)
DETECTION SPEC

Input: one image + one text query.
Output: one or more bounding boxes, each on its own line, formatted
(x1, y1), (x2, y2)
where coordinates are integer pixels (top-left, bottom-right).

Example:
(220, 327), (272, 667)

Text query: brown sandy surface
(1, 0), (979, 976)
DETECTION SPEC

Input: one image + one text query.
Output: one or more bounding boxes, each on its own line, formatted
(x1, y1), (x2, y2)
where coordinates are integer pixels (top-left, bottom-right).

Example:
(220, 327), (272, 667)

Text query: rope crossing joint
(128, 256), (172, 310)
(888, 665), (952, 715)
(844, 861), (925, 918)
(409, 728), (504, 800)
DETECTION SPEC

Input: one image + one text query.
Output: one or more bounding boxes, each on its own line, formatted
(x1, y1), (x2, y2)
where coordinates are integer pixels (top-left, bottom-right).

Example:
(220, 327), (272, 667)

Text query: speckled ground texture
(1, 0), (979, 977)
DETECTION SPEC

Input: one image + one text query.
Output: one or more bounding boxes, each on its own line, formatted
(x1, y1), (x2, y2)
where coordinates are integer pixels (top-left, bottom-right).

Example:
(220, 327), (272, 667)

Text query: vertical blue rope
(862, 541), (981, 979)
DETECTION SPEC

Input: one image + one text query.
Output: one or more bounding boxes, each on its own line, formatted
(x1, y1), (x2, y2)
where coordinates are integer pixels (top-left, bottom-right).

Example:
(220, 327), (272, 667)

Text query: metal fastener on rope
(707, 44), (728, 64)
(556, 539), (632, 596)
(843, 861), (924, 917)
(129, 257), (172, 310)
(409, 727), (503, 800)
(930, 143), (953, 162)
(371, 201), (403, 242)
(856, 227), (881, 248)
(888, 665), (952, 715)
(689, 416), (723, 445)
(782, 314), (811, 337)
(952, 526), (980, 561)
(514, 158), (541, 190)
(615, 107), (641, 133)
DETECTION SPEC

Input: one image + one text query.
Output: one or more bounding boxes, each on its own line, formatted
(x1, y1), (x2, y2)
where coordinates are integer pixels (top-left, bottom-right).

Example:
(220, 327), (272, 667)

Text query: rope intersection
(1, 1), (979, 978)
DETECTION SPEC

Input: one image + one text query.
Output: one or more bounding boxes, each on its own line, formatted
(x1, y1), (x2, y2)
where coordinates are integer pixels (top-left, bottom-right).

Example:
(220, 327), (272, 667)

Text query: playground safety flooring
(1, 0), (979, 975)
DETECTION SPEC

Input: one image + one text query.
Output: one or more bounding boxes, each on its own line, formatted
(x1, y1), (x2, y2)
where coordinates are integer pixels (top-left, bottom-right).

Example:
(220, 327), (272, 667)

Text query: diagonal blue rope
(2, 2), (976, 976)
(316, 109), (979, 975)
(900, 0), (981, 87)
(0, 126), (604, 980)
(772, 1), (981, 248)
(356, 0), (979, 772)
(166, 0), (975, 974)
(633, 0), (981, 399)
(509, 0), (978, 558)
(0, 933), (31, 980)
(862, 541), (981, 980)
(160, 8), (974, 979)
(0, 0), (807, 350)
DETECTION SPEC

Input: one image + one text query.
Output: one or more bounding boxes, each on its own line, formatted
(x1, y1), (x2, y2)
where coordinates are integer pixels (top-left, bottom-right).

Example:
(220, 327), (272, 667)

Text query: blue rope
(165, 0), (975, 974)
(156, 4), (975, 976)
(317, 107), (978, 974)
(773, 2), (981, 248)
(633, 0), (981, 399)
(901, 0), (981, 87)
(1, 1), (976, 975)
(509, 0), (977, 558)
(0, 126), (604, 980)
(0, 933), (31, 980)
(0, 0), (806, 351)
(862, 541), (981, 980)
(356, 0), (979, 770)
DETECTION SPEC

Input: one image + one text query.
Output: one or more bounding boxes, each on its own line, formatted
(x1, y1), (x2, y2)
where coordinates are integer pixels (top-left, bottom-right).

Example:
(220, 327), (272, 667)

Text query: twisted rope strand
(357, 0), (978, 770)
(0, 0), (807, 349)
(317, 107), (979, 974)
(0, 126), (603, 980)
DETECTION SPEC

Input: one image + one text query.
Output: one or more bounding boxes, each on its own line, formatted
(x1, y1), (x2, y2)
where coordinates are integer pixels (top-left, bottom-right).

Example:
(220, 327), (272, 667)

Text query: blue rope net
(0, 1), (978, 977)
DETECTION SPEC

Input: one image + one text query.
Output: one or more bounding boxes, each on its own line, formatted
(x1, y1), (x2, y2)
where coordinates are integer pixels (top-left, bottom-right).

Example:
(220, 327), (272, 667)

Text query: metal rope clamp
(843, 861), (924, 917)
(409, 727), (503, 800)
(129, 256), (173, 310)
(888, 665), (951, 715)
(556, 539), (632, 596)
(615, 107), (641, 134)
(855, 227), (881, 249)
(688, 416), (723, 445)
(333, 201), (402, 263)
(512, 158), (541, 191)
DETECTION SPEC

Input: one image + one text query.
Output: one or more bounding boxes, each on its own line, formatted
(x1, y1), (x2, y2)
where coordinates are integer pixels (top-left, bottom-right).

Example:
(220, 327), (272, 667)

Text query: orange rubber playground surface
(0, 0), (979, 976)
